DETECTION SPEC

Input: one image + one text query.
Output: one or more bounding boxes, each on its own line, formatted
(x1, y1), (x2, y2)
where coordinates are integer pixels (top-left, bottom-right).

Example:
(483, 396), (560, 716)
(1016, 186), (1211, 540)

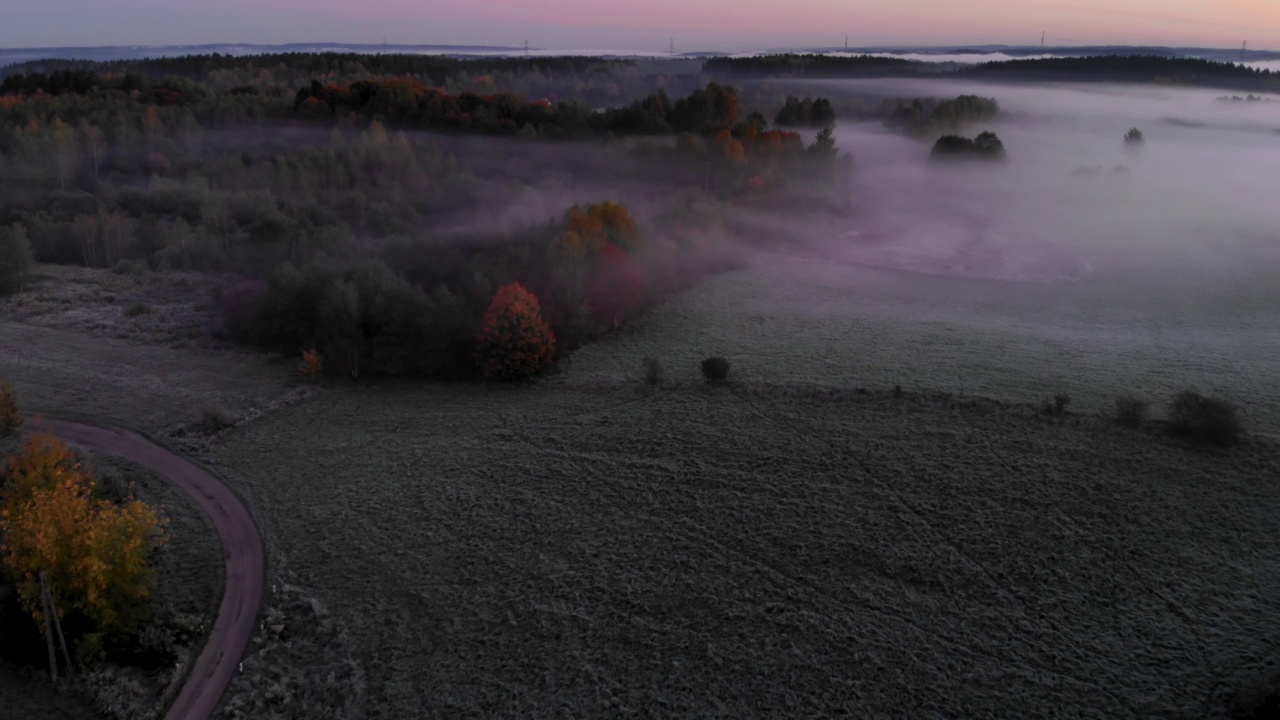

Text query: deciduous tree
(588, 243), (647, 329)
(0, 381), (21, 435)
(473, 282), (556, 380)
(0, 434), (167, 671)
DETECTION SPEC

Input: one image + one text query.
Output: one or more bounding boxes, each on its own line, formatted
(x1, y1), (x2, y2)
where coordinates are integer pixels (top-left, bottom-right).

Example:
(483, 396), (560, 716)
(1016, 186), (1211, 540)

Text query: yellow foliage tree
(0, 434), (167, 668)
(561, 201), (639, 253)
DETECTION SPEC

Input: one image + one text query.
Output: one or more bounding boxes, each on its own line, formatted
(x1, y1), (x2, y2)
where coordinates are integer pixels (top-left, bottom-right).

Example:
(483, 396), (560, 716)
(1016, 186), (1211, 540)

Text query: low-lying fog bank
(568, 80), (1280, 431)
(820, 79), (1280, 285)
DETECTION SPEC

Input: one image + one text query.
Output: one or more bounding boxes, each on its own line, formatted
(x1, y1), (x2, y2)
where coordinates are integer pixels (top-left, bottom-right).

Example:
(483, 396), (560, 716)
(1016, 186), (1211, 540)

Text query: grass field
(210, 379), (1280, 718)
(4, 244), (1279, 717)
(566, 256), (1280, 435)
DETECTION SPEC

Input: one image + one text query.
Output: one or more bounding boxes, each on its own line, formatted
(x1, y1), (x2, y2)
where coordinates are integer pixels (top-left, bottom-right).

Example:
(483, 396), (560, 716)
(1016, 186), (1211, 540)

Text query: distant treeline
(0, 53), (709, 116)
(294, 79), (769, 139)
(962, 55), (1280, 89)
(702, 54), (931, 78)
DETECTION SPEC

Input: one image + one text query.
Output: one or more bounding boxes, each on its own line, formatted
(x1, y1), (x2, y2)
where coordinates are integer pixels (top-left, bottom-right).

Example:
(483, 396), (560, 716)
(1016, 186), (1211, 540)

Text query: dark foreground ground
(212, 379), (1280, 719)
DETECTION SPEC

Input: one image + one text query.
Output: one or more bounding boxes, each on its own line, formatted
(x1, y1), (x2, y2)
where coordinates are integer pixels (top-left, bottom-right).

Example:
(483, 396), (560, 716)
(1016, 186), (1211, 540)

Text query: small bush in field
(0, 381), (21, 435)
(300, 349), (324, 382)
(1167, 389), (1242, 446)
(198, 406), (235, 436)
(123, 302), (151, 318)
(701, 356), (730, 384)
(642, 356), (665, 386)
(1113, 395), (1149, 427)
(1042, 393), (1071, 416)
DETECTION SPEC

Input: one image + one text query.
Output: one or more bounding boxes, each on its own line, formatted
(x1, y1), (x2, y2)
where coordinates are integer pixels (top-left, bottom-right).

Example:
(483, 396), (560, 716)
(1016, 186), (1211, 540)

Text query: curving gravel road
(26, 417), (265, 720)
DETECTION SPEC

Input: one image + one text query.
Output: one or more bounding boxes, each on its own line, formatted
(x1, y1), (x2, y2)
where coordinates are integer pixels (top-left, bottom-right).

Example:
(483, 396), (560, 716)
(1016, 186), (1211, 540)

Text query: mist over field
(570, 79), (1280, 431)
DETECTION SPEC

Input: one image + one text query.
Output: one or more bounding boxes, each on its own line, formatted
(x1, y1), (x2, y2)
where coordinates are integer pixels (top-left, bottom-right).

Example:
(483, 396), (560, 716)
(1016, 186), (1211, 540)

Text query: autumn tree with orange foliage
(473, 283), (556, 380)
(300, 348), (325, 381)
(0, 434), (167, 672)
(560, 201), (640, 254)
(0, 381), (21, 435)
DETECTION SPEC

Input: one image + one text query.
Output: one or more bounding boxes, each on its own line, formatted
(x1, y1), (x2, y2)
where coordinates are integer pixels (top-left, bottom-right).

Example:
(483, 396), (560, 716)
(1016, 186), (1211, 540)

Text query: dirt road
(26, 417), (264, 720)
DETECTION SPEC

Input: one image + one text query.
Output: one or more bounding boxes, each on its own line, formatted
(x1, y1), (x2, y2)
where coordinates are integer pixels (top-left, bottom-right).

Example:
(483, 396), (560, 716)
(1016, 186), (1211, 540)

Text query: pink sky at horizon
(7, 0), (1280, 50)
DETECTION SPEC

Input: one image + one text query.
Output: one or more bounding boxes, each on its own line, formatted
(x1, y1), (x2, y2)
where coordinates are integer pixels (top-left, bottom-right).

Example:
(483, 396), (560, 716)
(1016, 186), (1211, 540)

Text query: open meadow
(203, 376), (1280, 718)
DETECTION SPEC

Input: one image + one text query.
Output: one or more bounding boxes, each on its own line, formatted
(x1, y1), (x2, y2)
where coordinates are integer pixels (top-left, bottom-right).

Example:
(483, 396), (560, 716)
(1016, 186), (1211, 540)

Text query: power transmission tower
(844, 35), (849, 52)
(524, 39), (530, 56)
(1040, 31), (1045, 49)
(1241, 41), (1248, 62)
(669, 38), (675, 57)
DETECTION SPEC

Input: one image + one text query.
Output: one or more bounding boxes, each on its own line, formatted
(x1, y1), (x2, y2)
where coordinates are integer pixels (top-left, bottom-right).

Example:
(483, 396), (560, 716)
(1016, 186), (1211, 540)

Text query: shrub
(1124, 127), (1145, 145)
(0, 381), (21, 435)
(300, 348), (324, 382)
(198, 406), (235, 436)
(701, 356), (730, 384)
(642, 356), (664, 386)
(213, 278), (268, 341)
(123, 302), (151, 317)
(111, 258), (150, 276)
(1113, 395), (1149, 427)
(1042, 393), (1071, 416)
(1167, 390), (1242, 446)
(474, 282), (556, 381)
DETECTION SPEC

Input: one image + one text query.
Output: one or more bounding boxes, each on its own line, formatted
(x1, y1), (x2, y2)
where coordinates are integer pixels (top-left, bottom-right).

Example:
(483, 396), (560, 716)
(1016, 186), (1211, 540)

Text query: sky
(5, 0), (1279, 51)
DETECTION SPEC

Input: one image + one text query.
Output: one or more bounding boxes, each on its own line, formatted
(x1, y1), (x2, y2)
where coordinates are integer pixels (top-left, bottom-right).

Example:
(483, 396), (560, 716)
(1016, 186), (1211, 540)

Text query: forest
(702, 54), (936, 78)
(962, 55), (1280, 89)
(0, 54), (849, 380)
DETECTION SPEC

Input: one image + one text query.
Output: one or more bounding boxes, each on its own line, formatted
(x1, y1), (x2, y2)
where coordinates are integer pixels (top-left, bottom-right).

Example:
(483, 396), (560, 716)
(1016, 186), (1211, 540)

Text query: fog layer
(571, 79), (1280, 430)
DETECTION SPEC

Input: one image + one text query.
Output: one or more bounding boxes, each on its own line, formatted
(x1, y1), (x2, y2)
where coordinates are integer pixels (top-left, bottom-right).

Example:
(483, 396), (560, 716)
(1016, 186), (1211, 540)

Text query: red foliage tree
(474, 283), (557, 380)
(588, 243), (647, 329)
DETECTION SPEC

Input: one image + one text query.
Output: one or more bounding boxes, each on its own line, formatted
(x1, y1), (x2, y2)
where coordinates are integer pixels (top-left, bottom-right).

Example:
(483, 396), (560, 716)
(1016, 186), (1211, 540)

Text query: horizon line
(0, 40), (1276, 55)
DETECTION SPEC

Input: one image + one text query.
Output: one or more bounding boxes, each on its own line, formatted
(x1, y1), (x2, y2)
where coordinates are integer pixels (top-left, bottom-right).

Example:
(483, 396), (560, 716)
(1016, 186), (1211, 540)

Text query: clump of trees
(0, 433), (167, 676)
(930, 132), (1007, 162)
(1124, 127), (1145, 146)
(473, 283), (556, 381)
(774, 96), (836, 128)
(883, 95), (1000, 139)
